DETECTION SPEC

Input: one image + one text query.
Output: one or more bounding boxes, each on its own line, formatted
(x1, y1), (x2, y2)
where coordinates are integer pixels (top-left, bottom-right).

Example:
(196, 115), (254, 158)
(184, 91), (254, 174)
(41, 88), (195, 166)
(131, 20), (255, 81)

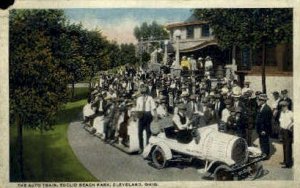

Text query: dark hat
(281, 89), (288, 94)
(272, 91), (279, 96)
(244, 81), (250, 85)
(235, 107), (243, 113)
(255, 91), (262, 96)
(258, 94), (268, 101)
(224, 98), (232, 105)
(229, 107), (236, 112)
(214, 93), (221, 99)
(207, 103), (214, 108)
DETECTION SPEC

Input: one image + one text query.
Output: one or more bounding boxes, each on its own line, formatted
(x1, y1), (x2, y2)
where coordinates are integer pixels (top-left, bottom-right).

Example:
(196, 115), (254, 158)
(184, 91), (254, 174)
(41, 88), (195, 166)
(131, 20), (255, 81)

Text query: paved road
(67, 121), (293, 182)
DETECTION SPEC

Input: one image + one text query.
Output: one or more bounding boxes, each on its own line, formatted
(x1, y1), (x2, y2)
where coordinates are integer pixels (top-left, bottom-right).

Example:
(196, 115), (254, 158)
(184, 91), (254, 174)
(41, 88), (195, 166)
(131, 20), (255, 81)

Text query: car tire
(152, 146), (168, 169)
(248, 162), (263, 180)
(214, 164), (235, 181)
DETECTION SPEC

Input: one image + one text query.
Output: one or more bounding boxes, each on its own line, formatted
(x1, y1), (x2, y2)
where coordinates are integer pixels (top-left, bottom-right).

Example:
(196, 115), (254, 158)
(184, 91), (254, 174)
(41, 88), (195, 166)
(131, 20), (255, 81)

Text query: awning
(180, 40), (219, 53)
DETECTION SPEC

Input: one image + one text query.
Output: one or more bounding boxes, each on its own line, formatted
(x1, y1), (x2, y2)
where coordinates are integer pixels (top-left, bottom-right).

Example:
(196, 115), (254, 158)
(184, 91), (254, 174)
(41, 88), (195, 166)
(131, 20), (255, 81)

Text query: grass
(10, 88), (97, 182)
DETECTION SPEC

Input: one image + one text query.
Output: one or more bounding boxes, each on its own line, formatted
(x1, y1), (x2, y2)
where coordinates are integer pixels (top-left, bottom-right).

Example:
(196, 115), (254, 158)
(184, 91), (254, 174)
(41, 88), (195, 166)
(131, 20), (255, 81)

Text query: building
(165, 15), (293, 103)
(165, 15), (231, 67)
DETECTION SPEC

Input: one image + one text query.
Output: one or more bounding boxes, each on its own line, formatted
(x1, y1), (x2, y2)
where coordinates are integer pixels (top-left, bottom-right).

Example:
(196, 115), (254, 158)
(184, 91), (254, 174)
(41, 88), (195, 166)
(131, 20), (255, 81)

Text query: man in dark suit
(214, 93), (225, 122)
(255, 94), (273, 159)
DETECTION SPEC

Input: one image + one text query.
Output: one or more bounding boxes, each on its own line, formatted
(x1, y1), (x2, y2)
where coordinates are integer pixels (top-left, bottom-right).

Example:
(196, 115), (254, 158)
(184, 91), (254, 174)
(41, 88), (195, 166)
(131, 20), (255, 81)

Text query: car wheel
(214, 165), (234, 181)
(248, 162), (263, 180)
(152, 146), (167, 169)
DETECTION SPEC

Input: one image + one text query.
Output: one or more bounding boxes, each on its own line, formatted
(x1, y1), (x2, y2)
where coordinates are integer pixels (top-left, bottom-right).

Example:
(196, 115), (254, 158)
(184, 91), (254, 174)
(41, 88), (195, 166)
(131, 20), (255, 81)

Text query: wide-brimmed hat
(190, 94), (197, 100)
(221, 87), (229, 95)
(279, 100), (288, 106)
(232, 86), (242, 97)
(104, 96), (112, 100)
(258, 94), (268, 101)
(180, 91), (189, 97)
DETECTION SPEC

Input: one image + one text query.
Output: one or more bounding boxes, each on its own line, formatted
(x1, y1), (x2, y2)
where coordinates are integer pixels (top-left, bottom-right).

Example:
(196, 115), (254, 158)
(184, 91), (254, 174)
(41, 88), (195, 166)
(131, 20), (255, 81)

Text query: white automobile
(143, 121), (265, 181)
(83, 108), (141, 154)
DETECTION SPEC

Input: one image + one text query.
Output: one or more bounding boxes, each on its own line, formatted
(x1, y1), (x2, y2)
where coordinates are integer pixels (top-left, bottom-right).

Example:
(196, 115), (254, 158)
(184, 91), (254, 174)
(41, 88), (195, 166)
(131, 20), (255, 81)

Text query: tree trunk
(16, 114), (24, 180)
(40, 127), (46, 180)
(71, 81), (75, 100)
(262, 43), (267, 94)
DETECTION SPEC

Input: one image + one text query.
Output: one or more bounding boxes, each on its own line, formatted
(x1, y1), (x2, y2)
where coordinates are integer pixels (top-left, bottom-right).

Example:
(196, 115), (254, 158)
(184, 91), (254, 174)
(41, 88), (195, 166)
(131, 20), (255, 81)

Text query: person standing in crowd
(156, 96), (168, 119)
(279, 101), (293, 168)
(180, 56), (191, 70)
(279, 89), (293, 111)
(255, 94), (273, 160)
(214, 93), (225, 122)
(241, 81), (251, 95)
(103, 96), (117, 143)
(197, 57), (204, 70)
(243, 90), (257, 146)
(271, 91), (281, 139)
(204, 56), (213, 73)
(190, 55), (197, 75)
(221, 98), (233, 123)
(135, 84), (157, 154)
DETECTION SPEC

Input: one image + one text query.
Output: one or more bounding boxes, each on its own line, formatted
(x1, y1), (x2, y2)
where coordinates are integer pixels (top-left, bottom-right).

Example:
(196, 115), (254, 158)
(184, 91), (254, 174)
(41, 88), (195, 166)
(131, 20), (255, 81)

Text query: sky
(64, 9), (191, 44)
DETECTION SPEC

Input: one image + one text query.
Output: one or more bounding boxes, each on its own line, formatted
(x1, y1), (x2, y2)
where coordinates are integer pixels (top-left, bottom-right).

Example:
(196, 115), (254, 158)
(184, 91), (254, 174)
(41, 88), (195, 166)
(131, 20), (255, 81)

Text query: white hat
(198, 57), (203, 60)
(205, 56), (211, 59)
(180, 91), (189, 97)
(232, 86), (242, 97)
(221, 87), (229, 94)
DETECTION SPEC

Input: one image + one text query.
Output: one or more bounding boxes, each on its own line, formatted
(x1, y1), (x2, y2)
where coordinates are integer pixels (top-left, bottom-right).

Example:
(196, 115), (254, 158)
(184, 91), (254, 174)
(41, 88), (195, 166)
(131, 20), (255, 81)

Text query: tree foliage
(10, 10), (70, 129)
(192, 8), (292, 49)
(134, 21), (169, 41)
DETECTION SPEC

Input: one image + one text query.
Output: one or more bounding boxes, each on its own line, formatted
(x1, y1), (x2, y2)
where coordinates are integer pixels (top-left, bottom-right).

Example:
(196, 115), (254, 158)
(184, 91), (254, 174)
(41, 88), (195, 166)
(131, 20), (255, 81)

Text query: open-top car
(143, 121), (265, 181)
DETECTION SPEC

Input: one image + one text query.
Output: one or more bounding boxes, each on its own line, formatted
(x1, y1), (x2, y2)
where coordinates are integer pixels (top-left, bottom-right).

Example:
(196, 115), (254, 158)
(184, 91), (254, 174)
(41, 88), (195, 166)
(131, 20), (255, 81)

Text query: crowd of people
(83, 62), (293, 169)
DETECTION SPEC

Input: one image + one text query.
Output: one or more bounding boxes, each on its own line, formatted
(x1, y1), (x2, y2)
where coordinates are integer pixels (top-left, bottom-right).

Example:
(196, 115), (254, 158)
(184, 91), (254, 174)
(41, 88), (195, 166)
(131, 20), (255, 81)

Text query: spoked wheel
(152, 146), (168, 169)
(248, 162), (263, 180)
(214, 165), (235, 181)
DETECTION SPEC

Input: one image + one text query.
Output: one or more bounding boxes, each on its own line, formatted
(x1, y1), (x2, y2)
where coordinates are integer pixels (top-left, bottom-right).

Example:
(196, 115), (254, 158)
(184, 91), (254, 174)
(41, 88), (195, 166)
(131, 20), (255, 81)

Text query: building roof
(165, 14), (207, 29)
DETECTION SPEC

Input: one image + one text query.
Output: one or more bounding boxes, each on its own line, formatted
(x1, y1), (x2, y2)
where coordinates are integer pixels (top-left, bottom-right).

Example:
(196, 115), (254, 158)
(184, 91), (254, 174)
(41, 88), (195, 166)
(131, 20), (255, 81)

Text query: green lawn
(10, 88), (97, 182)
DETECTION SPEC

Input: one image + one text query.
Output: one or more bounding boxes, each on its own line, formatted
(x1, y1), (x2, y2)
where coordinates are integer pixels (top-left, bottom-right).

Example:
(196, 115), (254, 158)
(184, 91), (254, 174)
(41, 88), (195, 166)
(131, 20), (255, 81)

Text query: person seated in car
(156, 96), (168, 119)
(164, 103), (197, 144)
(82, 95), (96, 126)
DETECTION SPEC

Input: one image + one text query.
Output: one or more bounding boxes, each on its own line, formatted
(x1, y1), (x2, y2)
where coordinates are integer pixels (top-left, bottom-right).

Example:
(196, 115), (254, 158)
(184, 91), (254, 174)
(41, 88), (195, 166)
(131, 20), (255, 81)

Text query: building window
(252, 46), (277, 67)
(186, 26), (194, 39)
(201, 24), (210, 37)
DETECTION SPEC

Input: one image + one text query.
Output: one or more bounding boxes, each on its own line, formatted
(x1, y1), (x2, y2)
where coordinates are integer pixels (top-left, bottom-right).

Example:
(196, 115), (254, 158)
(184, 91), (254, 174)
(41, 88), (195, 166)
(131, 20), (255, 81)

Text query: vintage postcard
(0, 0), (299, 188)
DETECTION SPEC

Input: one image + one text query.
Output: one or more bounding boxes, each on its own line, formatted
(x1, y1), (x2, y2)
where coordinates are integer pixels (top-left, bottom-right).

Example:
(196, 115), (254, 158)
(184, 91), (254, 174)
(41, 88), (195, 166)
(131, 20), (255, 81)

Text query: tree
(133, 21), (169, 41)
(9, 10), (70, 180)
(193, 8), (292, 93)
(60, 23), (90, 99)
(119, 43), (138, 65)
(82, 30), (107, 89)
